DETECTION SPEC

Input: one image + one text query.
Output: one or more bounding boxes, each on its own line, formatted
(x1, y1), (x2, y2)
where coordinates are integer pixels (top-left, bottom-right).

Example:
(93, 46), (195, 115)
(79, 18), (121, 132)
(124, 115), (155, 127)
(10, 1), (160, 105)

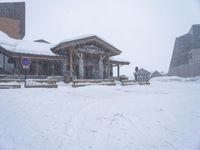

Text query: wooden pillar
(3, 55), (5, 69)
(63, 58), (67, 75)
(79, 53), (84, 79)
(107, 56), (110, 78)
(117, 65), (120, 77)
(36, 61), (40, 76)
(99, 55), (105, 79)
(16, 58), (21, 76)
(52, 63), (55, 76)
(69, 48), (73, 76)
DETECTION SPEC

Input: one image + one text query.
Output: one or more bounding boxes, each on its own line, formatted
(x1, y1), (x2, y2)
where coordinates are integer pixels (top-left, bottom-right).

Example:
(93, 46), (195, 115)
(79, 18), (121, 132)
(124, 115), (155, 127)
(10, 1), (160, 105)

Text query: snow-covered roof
(0, 31), (57, 56)
(51, 34), (121, 56)
(51, 34), (96, 48)
(110, 55), (127, 62)
(134, 68), (151, 75)
(110, 55), (130, 65)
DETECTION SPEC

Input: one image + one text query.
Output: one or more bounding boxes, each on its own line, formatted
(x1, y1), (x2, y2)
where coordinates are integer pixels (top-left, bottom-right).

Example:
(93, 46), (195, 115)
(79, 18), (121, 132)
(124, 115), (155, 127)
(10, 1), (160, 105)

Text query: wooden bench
(25, 79), (58, 88)
(121, 80), (150, 86)
(121, 80), (138, 86)
(138, 81), (150, 85)
(0, 79), (21, 89)
(72, 79), (116, 87)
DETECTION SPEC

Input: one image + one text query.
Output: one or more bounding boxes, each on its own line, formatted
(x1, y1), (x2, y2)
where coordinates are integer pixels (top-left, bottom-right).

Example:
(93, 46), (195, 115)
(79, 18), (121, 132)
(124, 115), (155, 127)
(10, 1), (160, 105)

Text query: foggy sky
(1, 0), (200, 75)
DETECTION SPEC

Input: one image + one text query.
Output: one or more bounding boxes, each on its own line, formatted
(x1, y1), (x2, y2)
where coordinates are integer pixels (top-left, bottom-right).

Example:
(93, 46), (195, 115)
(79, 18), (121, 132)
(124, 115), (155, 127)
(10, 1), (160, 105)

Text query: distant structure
(0, 2), (25, 39)
(134, 68), (150, 82)
(168, 24), (200, 77)
(151, 71), (162, 78)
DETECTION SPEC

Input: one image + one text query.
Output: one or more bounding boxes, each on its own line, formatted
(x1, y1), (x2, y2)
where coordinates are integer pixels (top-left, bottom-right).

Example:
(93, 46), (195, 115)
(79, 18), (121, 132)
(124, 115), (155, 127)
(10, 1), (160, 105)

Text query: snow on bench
(0, 79), (21, 89)
(121, 80), (138, 86)
(121, 80), (150, 86)
(72, 79), (116, 87)
(25, 79), (58, 88)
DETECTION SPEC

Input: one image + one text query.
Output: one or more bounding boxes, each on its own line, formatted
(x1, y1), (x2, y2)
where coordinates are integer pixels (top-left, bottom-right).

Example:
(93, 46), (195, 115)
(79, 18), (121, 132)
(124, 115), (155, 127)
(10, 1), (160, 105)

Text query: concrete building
(168, 24), (200, 77)
(0, 2), (25, 39)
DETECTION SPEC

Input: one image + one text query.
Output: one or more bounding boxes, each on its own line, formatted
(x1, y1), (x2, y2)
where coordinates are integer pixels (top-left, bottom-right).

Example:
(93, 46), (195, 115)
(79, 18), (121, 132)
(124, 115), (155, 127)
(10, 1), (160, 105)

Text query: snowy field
(0, 77), (200, 150)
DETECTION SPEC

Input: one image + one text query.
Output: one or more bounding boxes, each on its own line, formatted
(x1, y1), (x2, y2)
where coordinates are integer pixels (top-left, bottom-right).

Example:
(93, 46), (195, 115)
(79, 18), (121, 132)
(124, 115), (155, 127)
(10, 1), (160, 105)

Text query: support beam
(117, 65), (120, 77)
(78, 53), (84, 79)
(99, 58), (103, 79)
(36, 61), (39, 76)
(3, 55), (5, 69)
(52, 63), (55, 76)
(69, 48), (73, 76)
(63, 58), (67, 75)
(99, 55), (106, 79)
(16, 58), (21, 76)
(107, 55), (110, 78)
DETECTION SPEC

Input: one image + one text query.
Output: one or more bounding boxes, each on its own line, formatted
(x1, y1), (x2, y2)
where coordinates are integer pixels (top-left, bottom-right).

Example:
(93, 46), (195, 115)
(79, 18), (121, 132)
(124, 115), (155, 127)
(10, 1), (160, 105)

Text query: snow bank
(0, 80), (200, 150)
(151, 76), (200, 83)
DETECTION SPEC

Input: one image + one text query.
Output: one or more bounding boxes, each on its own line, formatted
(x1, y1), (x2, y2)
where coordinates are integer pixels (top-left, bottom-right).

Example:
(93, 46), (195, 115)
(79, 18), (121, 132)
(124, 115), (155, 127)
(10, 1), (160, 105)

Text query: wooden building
(134, 68), (150, 82)
(0, 32), (129, 79)
(52, 35), (129, 79)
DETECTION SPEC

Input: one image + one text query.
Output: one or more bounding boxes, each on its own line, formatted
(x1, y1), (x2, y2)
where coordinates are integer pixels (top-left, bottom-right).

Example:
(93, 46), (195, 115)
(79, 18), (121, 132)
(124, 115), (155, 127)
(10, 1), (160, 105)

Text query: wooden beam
(36, 61), (40, 76)
(52, 63), (55, 76)
(3, 55), (5, 69)
(107, 55), (110, 77)
(117, 65), (120, 77)
(69, 48), (73, 76)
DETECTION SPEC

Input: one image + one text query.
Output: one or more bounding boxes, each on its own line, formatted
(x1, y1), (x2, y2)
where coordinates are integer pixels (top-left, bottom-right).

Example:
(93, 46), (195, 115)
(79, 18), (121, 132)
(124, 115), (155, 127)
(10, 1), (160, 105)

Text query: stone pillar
(79, 53), (84, 79)
(99, 55), (104, 79)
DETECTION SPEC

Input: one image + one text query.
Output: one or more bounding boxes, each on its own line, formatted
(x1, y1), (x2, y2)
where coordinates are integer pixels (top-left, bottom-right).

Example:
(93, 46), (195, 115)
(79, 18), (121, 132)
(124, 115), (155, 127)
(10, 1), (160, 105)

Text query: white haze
(1, 0), (200, 76)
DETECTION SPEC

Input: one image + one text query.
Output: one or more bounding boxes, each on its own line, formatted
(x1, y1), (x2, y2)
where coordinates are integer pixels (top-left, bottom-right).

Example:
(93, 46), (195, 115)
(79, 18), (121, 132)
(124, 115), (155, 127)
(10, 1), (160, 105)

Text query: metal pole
(25, 69), (27, 88)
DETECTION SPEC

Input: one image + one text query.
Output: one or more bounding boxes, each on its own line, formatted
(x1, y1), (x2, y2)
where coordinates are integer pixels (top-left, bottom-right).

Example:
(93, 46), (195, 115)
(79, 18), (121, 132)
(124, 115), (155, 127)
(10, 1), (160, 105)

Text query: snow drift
(0, 78), (200, 150)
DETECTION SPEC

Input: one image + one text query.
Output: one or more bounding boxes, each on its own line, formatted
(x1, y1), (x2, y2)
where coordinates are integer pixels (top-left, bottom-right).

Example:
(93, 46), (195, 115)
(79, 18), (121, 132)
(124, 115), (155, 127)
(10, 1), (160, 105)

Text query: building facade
(168, 24), (200, 77)
(0, 32), (129, 79)
(0, 1), (129, 79)
(0, 2), (25, 39)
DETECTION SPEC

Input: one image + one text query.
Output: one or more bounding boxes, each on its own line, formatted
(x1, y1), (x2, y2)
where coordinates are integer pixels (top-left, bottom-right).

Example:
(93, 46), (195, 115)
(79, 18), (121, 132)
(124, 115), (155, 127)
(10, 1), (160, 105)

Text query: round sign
(21, 57), (31, 69)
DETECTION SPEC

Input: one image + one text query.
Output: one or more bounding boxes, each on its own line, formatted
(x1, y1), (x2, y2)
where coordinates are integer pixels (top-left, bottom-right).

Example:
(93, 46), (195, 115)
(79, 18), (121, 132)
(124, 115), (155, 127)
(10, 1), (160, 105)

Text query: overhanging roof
(51, 35), (121, 56)
(110, 60), (130, 65)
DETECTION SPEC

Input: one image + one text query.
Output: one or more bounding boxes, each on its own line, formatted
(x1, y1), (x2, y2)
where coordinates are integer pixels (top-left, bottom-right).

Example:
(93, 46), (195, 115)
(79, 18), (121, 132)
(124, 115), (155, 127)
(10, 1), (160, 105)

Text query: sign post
(21, 57), (31, 88)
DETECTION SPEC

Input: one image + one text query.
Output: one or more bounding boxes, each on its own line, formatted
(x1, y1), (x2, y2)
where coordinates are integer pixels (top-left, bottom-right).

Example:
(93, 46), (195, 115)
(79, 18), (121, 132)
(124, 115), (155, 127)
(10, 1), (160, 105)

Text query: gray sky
(2, 0), (200, 75)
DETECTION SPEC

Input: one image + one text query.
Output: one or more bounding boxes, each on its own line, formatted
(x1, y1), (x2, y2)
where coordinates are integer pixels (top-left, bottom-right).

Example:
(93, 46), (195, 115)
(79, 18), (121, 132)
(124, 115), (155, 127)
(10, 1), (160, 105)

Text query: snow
(0, 77), (200, 150)
(0, 81), (20, 86)
(0, 31), (56, 56)
(14, 40), (56, 56)
(51, 34), (96, 48)
(51, 34), (120, 53)
(110, 55), (129, 62)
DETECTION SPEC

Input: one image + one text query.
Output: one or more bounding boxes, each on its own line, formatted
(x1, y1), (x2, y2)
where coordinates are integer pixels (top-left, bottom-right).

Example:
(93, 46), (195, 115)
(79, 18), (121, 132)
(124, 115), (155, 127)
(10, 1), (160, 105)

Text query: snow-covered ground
(0, 77), (200, 150)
